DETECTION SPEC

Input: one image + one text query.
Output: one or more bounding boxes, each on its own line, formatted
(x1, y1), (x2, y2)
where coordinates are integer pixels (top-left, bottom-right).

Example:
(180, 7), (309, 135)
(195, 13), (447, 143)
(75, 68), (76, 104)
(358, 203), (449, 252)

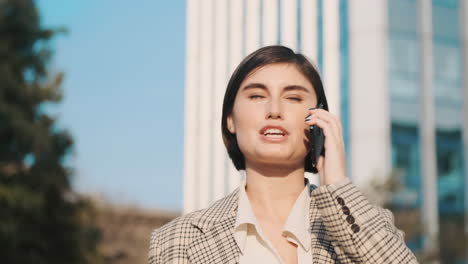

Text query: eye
(249, 95), (265, 100)
(287, 97), (302, 102)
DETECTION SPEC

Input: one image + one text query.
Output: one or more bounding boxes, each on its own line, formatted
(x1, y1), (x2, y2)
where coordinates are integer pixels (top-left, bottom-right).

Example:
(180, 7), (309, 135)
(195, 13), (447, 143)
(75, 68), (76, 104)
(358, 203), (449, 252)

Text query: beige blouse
(234, 178), (312, 264)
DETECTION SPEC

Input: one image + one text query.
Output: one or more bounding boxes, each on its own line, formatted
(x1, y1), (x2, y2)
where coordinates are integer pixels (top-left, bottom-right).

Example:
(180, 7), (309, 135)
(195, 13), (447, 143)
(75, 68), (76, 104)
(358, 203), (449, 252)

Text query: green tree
(0, 0), (102, 263)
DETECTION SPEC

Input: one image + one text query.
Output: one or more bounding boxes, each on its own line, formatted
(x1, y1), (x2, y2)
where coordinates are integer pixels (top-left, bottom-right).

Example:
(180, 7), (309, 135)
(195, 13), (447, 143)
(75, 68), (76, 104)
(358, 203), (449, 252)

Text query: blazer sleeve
(148, 229), (163, 264)
(312, 178), (419, 264)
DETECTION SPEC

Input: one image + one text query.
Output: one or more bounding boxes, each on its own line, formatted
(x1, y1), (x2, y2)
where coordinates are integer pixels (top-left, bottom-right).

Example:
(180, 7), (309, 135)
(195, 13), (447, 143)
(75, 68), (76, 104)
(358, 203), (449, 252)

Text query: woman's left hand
(305, 108), (347, 185)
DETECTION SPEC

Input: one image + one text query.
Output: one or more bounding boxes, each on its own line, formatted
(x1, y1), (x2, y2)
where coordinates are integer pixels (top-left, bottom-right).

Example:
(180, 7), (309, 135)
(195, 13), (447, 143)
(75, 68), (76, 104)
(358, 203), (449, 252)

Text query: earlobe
(227, 115), (236, 134)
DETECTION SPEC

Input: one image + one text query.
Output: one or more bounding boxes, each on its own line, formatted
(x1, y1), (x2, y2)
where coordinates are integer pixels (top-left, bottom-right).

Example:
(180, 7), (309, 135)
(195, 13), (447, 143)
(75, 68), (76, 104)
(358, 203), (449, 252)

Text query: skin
(227, 63), (347, 264)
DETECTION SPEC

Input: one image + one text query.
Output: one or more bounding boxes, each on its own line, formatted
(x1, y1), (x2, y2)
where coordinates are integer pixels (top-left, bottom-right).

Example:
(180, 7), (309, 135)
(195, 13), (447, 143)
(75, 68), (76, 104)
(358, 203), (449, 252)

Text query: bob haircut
(221, 45), (328, 174)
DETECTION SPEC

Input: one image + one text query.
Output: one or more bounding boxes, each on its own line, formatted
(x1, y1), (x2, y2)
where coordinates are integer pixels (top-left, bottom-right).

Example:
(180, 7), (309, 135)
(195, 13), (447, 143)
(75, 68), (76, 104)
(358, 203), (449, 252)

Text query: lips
(259, 125), (289, 143)
(259, 125), (289, 136)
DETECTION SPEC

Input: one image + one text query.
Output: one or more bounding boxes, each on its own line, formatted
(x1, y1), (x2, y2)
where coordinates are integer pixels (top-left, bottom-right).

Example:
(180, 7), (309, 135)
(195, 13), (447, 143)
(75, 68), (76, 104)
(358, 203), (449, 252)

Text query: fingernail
(305, 114), (311, 119)
(305, 118), (311, 122)
(308, 107), (316, 110)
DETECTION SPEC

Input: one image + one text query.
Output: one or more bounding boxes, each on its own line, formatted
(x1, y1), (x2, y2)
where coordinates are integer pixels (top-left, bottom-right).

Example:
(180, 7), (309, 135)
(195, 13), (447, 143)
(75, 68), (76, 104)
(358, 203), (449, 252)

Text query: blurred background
(1, 0), (467, 263)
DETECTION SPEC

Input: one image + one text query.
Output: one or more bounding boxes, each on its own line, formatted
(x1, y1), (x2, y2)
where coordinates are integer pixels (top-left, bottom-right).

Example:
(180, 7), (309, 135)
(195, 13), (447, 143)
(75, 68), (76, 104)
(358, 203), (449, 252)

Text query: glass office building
(184, 0), (468, 255)
(389, 0), (467, 255)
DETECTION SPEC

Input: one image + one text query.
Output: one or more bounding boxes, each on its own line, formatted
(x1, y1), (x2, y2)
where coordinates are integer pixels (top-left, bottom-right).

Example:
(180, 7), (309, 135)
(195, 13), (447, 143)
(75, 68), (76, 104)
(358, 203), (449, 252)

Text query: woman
(148, 46), (419, 263)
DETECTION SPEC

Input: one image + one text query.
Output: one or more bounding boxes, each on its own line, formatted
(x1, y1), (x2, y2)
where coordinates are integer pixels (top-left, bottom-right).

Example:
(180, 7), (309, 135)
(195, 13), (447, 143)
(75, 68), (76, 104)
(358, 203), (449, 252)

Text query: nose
(266, 97), (283, 119)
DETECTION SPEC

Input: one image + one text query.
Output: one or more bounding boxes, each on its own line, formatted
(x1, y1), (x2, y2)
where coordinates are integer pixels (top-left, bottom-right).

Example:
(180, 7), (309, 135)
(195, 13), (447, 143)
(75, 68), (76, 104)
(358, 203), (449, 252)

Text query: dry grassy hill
(93, 202), (179, 264)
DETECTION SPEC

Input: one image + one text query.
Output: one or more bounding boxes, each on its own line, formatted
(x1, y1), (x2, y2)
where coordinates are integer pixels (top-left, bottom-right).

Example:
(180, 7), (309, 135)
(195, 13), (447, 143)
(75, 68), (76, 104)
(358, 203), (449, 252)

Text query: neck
(244, 161), (306, 223)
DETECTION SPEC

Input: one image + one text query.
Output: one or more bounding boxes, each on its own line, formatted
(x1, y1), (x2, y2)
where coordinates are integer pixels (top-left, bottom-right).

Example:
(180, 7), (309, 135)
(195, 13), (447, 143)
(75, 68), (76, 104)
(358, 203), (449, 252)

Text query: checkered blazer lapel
(150, 179), (419, 263)
(188, 188), (241, 264)
(187, 185), (338, 264)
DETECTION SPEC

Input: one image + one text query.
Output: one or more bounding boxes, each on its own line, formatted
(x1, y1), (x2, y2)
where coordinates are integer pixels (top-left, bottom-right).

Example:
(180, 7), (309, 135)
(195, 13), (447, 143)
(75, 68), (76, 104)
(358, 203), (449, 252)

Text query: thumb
(317, 156), (325, 182)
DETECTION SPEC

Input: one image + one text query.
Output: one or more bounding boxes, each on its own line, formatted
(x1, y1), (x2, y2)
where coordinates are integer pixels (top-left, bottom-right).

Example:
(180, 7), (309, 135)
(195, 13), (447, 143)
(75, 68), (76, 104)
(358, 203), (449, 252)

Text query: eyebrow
(241, 83), (310, 93)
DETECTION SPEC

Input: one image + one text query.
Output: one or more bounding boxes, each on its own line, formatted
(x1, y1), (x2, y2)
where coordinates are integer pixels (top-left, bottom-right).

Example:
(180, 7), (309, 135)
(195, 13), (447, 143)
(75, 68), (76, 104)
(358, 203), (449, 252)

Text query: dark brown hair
(221, 45), (328, 173)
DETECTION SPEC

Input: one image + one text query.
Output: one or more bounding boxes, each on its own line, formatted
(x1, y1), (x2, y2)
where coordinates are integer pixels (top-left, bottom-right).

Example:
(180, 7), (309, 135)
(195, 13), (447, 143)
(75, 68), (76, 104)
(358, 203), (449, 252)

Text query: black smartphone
(309, 103), (325, 168)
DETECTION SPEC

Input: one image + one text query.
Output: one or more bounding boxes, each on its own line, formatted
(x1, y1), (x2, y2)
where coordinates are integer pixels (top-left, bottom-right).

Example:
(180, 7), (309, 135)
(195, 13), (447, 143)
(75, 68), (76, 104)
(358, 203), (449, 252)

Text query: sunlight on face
(227, 63), (318, 169)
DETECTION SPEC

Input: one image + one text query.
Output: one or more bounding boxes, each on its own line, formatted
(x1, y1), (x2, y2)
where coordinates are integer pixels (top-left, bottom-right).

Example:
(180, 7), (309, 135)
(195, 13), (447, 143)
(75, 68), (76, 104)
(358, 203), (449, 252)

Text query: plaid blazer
(148, 179), (419, 263)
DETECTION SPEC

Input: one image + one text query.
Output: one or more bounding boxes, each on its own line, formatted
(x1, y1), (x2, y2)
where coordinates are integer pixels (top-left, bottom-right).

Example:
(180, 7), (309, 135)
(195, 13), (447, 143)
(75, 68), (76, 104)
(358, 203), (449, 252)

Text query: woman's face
(227, 63), (318, 169)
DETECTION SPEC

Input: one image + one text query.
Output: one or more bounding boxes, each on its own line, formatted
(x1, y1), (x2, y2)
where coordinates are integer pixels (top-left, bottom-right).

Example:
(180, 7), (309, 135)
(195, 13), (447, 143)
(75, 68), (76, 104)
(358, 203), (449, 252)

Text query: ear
(227, 114), (236, 134)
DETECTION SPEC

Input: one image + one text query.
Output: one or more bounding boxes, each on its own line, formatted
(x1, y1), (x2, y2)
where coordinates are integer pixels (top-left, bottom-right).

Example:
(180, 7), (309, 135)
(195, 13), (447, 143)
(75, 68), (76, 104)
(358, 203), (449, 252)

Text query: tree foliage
(0, 0), (101, 263)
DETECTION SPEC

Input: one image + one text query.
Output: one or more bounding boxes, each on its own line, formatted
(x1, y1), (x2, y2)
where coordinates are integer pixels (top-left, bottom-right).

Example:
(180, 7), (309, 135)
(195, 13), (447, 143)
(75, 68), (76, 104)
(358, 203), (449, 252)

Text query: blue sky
(37, 0), (186, 211)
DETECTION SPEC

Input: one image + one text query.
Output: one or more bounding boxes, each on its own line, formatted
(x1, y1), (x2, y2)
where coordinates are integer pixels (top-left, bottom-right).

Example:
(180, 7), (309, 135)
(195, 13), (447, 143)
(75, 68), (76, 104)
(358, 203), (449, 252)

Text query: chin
(256, 158), (303, 170)
(256, 151), (295, 163)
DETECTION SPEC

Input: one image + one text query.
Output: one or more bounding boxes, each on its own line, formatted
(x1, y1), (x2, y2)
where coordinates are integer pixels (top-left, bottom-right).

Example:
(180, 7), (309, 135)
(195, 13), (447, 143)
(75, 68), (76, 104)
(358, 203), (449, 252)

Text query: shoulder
(149, 188), (240, 260)
(149, 209), (202, 250)
(148, 209), (203, 263)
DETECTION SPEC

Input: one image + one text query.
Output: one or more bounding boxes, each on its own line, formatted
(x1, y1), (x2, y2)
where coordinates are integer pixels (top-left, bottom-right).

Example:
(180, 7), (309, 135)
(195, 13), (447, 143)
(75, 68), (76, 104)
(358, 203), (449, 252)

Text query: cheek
(291, 113), (311, 146)
(234, 117), (258, 141)
(232, 108), (262, 149)
(233, 102), (261, 129)
(289, 109), (310, 130)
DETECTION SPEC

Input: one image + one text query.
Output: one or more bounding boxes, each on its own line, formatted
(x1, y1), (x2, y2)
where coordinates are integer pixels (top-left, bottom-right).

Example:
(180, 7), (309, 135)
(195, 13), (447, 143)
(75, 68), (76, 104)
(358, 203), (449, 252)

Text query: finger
(311, 109), (342, 138)
(309, 109), (343, 138)
(306, 114), (339, 142)
(318, 113), (342, 141)
(305, 117), (338, 143)
(317, 155), (325, 171)
(309, 108), (343, 135)
(327, 112), (343, 136)
(317, 156), (325, 179)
